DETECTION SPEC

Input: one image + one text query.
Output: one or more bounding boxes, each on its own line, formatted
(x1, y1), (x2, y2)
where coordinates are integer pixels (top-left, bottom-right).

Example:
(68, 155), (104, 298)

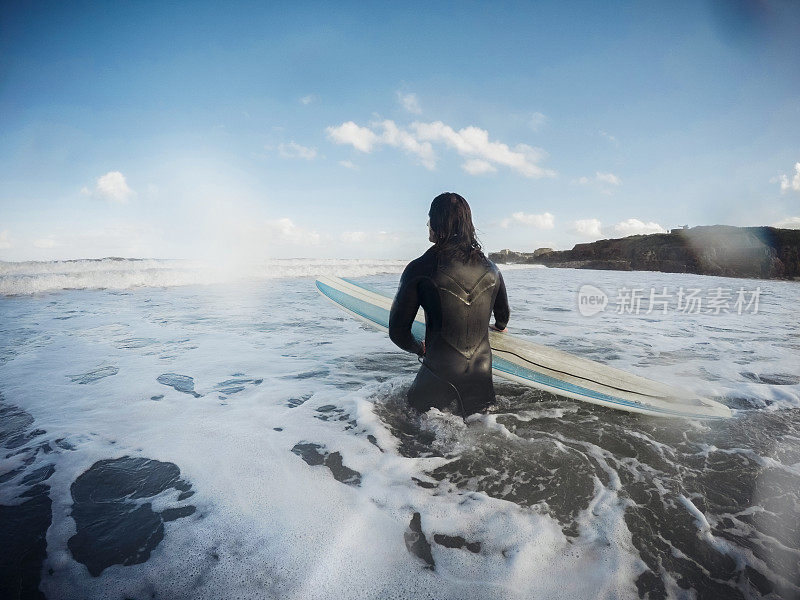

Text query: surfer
(389, 192), (510, 416)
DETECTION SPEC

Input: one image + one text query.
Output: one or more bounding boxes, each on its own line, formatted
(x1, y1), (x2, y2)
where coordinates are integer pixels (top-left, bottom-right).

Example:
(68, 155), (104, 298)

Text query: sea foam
(0, 258), (409, 295)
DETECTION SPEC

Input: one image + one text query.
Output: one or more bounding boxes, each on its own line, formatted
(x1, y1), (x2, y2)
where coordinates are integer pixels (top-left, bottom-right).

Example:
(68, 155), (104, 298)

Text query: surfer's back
(389, 245), (510, 414)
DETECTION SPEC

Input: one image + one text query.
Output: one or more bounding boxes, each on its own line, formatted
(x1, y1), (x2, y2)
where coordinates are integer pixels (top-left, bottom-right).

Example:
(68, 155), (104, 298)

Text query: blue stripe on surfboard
(316, 279), (724, 419)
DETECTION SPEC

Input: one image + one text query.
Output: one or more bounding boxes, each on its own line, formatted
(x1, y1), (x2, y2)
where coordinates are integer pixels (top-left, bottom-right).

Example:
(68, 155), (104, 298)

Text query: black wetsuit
(389, 246), (510, 416)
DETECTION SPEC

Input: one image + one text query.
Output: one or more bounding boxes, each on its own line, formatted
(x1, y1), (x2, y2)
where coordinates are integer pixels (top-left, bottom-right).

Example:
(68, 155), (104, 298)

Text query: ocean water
(1, 259), (798, 599)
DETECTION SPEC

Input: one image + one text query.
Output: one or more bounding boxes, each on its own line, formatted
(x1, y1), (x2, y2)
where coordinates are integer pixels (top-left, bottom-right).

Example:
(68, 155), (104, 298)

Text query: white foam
(0, 258), (408, 295)
(497, 263), (548, 270)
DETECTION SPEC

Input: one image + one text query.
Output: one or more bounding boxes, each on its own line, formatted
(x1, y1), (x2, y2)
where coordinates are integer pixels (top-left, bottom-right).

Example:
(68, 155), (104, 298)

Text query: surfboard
(315, 275), (731, 419)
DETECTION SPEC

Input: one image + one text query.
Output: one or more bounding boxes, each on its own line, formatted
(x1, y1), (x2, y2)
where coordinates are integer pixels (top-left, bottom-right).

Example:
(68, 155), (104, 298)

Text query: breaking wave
(0, 258), (409, 295)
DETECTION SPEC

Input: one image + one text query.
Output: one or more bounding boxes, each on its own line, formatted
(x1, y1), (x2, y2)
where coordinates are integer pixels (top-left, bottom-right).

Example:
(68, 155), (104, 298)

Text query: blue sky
(1, 1), (799, 261)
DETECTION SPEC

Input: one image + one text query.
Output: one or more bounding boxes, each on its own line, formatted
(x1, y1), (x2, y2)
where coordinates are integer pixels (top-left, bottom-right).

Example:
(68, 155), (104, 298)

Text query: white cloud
(326, 118), (555, 178)
(300, 94), (317, 105)
(412, 121), (555, 178)
(577, 171), (621, 186)
(326, 121), (380, 153)
(33, 238), (56, 248)
(261, 218), (320, 245)
(567, 217), (663, 239)
(596, 172), (621, 186)
(779, 162), (800, 193)
(501, 211), (555, 229)
(397, 92), (422, 115)
(278, 141), (317, 160)
(376, 120), (436, 169)
(613, 218), (665, 236)
(327, 120), (435, 168)
(339, 160), (358, 170)
(773, 216), (800, 229)
(570, 218), (603, 238)
(530, 112), (547, 131)
(462, 159), (497, 175)
(90, 171), (134, 203)
(0, 230), (10, 249)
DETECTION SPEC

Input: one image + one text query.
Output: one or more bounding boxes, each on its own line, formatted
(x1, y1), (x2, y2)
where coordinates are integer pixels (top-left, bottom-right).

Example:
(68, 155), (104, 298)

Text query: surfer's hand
(490, 324), (506, 332)
(417, 341), (426, 356)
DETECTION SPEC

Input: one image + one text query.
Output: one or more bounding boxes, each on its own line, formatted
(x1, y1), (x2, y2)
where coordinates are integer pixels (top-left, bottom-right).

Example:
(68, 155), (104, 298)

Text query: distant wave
(0, 258), (409, 295)
(500, 263), (547, 270)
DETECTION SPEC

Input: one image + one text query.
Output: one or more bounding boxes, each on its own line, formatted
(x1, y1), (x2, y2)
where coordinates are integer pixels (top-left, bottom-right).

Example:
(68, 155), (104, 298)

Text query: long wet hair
(428, 192), (484, 262)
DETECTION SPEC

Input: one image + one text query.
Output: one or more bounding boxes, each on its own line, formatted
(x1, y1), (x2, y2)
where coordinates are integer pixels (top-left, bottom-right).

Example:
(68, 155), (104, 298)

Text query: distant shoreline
(490, 225), (800, 281)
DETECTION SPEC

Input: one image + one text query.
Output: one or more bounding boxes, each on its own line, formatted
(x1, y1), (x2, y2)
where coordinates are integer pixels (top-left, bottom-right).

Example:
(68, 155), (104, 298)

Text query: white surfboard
(315, 275), (731, 419)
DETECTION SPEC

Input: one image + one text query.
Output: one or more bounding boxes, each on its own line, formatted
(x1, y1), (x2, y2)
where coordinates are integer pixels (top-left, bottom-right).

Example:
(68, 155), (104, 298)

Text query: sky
(1, 0), (799, 262)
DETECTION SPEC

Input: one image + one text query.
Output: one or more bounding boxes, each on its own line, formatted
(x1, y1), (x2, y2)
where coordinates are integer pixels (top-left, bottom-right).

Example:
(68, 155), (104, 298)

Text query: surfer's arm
(492, 271), (510, 331)
(389, 265), (425, 356)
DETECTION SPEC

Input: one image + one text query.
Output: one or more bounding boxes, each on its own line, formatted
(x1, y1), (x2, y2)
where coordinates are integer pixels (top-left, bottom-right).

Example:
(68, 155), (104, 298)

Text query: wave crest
(0, 258), (408, 295)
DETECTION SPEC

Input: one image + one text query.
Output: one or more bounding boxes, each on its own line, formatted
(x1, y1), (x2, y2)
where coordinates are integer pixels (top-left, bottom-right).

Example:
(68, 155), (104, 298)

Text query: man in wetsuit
(389, 192), (510, 416)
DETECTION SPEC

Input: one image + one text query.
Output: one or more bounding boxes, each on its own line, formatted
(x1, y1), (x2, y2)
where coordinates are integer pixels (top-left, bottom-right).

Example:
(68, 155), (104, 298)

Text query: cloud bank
(613, 218), (666, 236)
(570, 218), (603, 238)
(773, 216), (800, 229)
(501, 212), (555, 229)
(326, 119), (555, 178)
(569, 217), (665, 239)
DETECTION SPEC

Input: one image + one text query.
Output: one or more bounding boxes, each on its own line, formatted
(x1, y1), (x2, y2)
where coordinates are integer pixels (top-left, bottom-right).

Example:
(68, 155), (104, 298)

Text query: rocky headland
(490, 225), (800, 280)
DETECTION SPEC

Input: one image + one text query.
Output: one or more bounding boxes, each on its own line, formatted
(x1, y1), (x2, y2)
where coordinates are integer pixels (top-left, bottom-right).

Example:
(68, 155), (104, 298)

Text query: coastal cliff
(490, 225), (800, 280)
